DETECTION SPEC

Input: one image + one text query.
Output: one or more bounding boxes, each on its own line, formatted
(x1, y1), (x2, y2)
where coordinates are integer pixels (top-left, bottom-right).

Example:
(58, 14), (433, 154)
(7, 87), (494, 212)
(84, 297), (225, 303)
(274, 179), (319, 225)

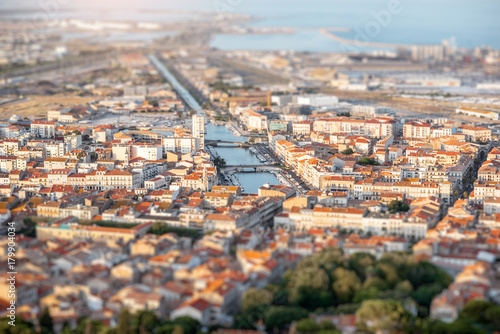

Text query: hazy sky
(1, 0), (498, 14)
(0, 0), (209, 11)
(1, 0), (498, 48)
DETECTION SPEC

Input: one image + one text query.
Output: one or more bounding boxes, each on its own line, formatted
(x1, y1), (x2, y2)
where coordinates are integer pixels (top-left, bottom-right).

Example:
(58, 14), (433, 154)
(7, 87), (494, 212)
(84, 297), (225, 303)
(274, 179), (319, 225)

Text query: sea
(1, 0), (499, 51)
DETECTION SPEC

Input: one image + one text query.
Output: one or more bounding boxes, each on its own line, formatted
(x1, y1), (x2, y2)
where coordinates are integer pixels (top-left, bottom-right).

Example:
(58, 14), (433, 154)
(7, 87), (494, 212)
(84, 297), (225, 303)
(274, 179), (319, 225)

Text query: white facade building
(192, 115), (205, 149)
(296, 94), (339, 106)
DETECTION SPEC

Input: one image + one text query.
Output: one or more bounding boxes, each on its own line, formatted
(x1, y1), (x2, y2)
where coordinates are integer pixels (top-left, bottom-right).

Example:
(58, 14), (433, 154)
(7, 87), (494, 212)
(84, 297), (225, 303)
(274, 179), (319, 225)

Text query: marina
(205, 122), (282, 193)
(206, 122), (305, 194)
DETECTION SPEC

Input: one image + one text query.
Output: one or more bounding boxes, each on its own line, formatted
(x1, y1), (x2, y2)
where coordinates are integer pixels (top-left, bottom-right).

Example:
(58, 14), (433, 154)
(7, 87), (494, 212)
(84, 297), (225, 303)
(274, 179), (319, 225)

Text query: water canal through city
(149, 54), (281, 193)
(205, 123), (281, 193)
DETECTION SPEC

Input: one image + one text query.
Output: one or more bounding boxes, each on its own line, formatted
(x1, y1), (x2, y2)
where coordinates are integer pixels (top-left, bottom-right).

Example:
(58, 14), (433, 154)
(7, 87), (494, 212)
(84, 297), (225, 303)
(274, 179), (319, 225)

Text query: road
(255, 143), (311, 194)
(0, 52), (114, 81)
(0, 61), (111, 88)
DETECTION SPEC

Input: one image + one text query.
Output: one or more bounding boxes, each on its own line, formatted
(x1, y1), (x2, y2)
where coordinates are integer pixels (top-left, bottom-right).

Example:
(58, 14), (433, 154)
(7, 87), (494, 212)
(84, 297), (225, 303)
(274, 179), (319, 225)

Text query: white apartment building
(132, 144), (162, 161)
(64, 134), (82, 149)
(192, 115), (205, 149)
(45, 142), (70, 158)
(483, 198), (500, 214)
(296, 94), (339, 106)
(352, 105), (394, 118)
(144, 177), (167, 190)
(246, 110), (268, 131)
(459, 125), (492, 142)
(292, 121), (313, 135)
(431, 126), (456, 138)
(0, 140), (19, 156)
(60, 205), (99, 221)
(276, 206), (366, 230)
(31, 121), (56, 138)
(85, 168), (141, 190)
(163, 137), (200, 154)
(112, 144), (131, 161)
(403, 121), (431, 139)
(0, 125), (24, 138)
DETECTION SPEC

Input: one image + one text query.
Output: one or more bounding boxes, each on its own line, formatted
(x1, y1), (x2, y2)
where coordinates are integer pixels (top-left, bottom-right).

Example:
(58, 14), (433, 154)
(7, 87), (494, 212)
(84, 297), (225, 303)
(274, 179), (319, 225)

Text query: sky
(1, 0), (498, 48)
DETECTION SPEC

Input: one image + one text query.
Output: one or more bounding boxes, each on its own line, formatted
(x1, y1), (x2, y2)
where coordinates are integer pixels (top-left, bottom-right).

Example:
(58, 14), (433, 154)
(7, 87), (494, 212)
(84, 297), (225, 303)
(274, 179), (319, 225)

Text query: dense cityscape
(0, 1), (500, 333)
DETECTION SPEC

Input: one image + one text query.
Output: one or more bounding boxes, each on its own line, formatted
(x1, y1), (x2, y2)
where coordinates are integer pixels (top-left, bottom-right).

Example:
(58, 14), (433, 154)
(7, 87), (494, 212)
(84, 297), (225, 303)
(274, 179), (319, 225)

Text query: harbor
(205, 122), (281, 193)
(205, 122), (308, 194)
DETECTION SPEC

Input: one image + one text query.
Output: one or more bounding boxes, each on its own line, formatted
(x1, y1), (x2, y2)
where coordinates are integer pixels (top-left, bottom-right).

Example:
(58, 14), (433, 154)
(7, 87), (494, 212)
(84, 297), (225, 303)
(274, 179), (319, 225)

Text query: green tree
(291, 263), (330, 290)
(132, 310), (160, 334)
(408, 261), (452, 288)
(117, 309), (131, 334)
(395, 280), (414, 295)
(459, 300), (492, 322)
(172, 316), (200, 334)
(484, 305), (500, 330)
(295, 319), (340, 334)
(357, 157), (380, 166)
(355, 299), (409, 333)
(349, 252), (375, 281)
(213, 156), (227, 169)
(411, 283), (447, 308)
(39, 307), (54, 334)
(319, 320), (337, 331)
(84, 319), (96, 334)
(418, 318), (487, 334)
(375, 262), (401, 286)
(353, 286), (380, 303)
(172, 325), (184, 334)
(242, 288), (274, 312)
(157, 324), (178, 334)
(362, 277), (390, 291)
(332, 268), (361, 303)
(264, 306), (309, 331)
(387, 200), (410, 214)
(292, 286), (334, 310)
(341, 148), (354, 155)
(295, 318), (320, 333)
(20, 217), (37, 237)
(148, 223), (202, 239)
(309, 247), (345, 271)
(379, 252), (413, 273)
(287, 254), (332, 308)
(459, 300), (500, 330)
(60, 320), (72, 334)
(0, 316), (36, 333)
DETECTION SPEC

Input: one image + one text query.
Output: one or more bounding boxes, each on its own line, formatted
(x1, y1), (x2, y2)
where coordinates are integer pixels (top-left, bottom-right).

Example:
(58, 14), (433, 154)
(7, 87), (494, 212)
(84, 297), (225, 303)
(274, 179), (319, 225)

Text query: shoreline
(319, 28), (407, 49)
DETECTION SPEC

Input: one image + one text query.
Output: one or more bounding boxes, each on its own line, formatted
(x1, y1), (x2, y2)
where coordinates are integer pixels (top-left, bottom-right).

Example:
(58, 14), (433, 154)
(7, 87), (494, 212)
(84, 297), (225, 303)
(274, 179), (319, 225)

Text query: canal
(148, 54), (203, 112)
(205, 123), (281, 193)
(150, 54), (281, 193)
